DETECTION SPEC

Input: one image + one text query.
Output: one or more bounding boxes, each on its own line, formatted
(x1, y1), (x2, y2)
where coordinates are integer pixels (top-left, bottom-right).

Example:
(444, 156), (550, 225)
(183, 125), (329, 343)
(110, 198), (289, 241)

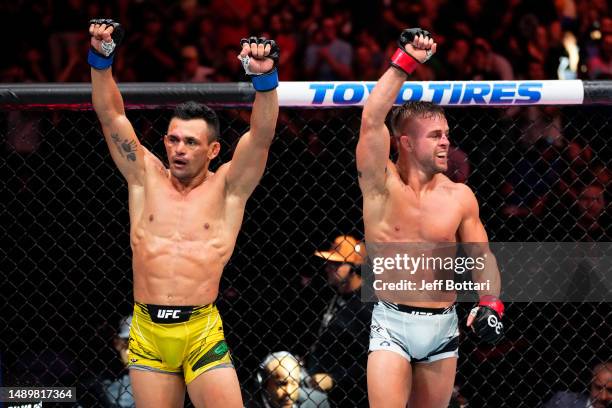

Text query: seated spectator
(23, 48), (48, 82)
(209, 0), (250, 49)
(354, 44), (382, 81)
(471, 37), (514, 80)
(195, 15), (220, 67)
(308, 235), (371, 407)
(450, 384), (470, 408)
(353, 31), (387, 81)
(174, 45), (214, 82)
(588, 32), (612, 79)
(593, 164), (611, 189)
(560, 141), (598, 197)
(515, 103), (564, 149)
(126, 12), (176, 81)
(544, 361), (611, 408)
(304, 18), (353, 80)
(445, 145), (471, 184)
(573, 184), (608, 240)
(57, 37), (90, 82)
(76, 315), (134, 407)
(501, 138), (561, 220)
(525, 23), (566, 77)
(101, 315), (135, 408)
(269, 12), (298, 81)
(445, 37), (473, 80)
(47, 0), (88, 79)
(168, 0), (206, 31)
(549, 182), (609, 242)
(382, 0), (420, 35)
(249, 351), (329, 408)
(213, 45), (245, 82)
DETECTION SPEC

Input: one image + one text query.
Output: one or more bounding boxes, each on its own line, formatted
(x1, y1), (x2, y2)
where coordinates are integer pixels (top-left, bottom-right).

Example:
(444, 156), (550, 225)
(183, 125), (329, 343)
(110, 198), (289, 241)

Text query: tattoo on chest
(111, 133), (137, 162)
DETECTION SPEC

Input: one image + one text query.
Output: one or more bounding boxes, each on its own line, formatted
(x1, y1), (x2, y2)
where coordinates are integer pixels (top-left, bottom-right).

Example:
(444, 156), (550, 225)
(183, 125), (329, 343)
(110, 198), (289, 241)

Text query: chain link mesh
(2, 105), (610, 407)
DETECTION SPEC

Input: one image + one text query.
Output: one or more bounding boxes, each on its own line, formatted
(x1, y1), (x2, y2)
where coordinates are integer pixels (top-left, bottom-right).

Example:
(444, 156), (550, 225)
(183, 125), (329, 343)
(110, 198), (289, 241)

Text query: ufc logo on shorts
(410, 311), (433, 316)
(487, 315), (503, 334)
(157, 309), (180, 319)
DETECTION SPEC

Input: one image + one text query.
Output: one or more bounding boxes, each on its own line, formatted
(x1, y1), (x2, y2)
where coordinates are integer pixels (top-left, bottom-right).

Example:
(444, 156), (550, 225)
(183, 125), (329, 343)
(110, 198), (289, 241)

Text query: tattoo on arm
(111, 133), (137, 162)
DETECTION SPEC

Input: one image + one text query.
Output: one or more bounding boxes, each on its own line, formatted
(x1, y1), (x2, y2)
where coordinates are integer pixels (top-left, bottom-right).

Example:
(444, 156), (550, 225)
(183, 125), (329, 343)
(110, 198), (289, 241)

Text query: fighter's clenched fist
(391, 28), (437, 75)
(238, 36), (280, 92)
(88, 19), (124, 69)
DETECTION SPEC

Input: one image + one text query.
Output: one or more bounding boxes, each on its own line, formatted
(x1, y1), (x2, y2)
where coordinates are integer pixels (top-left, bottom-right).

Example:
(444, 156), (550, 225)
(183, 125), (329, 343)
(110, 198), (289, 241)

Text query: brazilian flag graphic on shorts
(192, 340), (229, 371)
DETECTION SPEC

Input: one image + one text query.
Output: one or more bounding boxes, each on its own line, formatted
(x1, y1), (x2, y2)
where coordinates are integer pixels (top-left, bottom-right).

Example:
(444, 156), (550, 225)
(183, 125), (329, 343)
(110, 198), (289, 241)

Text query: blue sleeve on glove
(251, 69), (279, 92)
(88, 49), (114, 70)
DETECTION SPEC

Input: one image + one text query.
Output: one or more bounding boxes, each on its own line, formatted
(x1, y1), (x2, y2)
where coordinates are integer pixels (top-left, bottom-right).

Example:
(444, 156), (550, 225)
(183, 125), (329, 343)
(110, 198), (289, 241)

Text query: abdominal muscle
(130, 212), (236, 306)
(366, 182), (462, 308)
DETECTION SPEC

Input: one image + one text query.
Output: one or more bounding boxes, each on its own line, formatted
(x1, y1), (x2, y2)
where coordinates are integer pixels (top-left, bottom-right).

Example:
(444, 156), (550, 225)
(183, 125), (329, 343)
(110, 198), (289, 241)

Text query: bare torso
(363, 161), (465, 307)
(128, 151), (244, 305)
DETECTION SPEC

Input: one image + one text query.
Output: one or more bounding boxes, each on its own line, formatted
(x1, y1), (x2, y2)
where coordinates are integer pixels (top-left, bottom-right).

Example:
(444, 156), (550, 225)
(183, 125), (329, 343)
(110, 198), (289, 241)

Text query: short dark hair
(172, 101), (220, 142)
(389, 101), (446, 137)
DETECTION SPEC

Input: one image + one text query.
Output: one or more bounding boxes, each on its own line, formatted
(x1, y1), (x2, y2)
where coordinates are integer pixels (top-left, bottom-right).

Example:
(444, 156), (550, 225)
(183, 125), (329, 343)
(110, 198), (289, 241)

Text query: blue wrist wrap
(88, 49), (114, 70)
(251, 69), (279, 92)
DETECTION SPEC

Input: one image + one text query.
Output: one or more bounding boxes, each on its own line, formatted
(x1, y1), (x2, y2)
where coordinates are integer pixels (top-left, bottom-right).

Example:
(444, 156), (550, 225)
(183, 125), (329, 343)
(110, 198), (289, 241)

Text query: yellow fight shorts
(127, 302), (233, 384)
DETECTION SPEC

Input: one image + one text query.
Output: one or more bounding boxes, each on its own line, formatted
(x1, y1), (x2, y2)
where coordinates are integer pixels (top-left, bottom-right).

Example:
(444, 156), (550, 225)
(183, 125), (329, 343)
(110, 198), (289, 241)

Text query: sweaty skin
(357, 48), (499, 309)
(364, 117), (461, 243)
(363, 31), (502, 408)
(361, 115), (478, 307)
(90, 24), (278, 307)
(106, 112), (274, 306)
(130, 144), (246, 306)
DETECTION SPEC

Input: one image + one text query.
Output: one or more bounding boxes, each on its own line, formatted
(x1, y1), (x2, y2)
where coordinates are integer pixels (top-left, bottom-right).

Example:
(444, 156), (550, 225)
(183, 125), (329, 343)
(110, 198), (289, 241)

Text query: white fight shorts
(369, 301), (459, 363)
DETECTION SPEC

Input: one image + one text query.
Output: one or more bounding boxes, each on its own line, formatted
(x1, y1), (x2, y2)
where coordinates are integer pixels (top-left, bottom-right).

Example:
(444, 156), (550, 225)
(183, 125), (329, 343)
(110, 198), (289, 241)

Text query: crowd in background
(2, 0), (608, 251)
(1, 2), (610, 406)
(2, 0), (609, 244)
(1, 0), (611, 83)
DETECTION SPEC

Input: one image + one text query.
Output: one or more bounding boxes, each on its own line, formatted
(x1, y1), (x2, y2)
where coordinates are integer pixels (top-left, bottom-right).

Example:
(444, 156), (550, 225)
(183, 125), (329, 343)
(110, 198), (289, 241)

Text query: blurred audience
(125, 12), (177, 81)
(77, 315), (135, 407)
(353, 31), (385, 80)
(269, 12), (298, 80)
(249, 351), (329, 408)
(445, 145), (471, 184)
(501, 139), (561, 220)
(588, 31), (612, 78)
(570, 183), (609, 240)
(304, 17), (353, 80)
(444, 37), (473, 80)
(172, 45), (215, 82)
(308, 235), (371, 407)
(544, 361), (611, 408)
(1, 0), (610, 83)
(471, 37), (514, 80)
(100, 315), (135, 408)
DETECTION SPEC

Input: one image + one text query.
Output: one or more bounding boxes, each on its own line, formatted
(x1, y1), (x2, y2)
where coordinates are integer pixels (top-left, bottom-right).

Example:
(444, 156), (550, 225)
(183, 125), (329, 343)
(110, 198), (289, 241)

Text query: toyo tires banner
(277, 80), (585, 106)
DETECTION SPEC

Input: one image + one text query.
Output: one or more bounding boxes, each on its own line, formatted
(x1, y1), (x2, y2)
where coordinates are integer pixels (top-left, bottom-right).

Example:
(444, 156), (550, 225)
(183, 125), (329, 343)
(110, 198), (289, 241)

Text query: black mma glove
(239, 36), (280, 92)
(469, 295), (504, 344)
(390, 28), (434, 75)
(88, 19), (125, 70)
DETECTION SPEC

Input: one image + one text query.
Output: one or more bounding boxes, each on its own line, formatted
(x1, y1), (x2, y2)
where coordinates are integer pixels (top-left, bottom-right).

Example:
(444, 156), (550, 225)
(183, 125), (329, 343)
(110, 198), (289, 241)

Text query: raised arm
(89, 19), (145, 186)
(225, 37), (280, 199)
(357, 29), (436, 195)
